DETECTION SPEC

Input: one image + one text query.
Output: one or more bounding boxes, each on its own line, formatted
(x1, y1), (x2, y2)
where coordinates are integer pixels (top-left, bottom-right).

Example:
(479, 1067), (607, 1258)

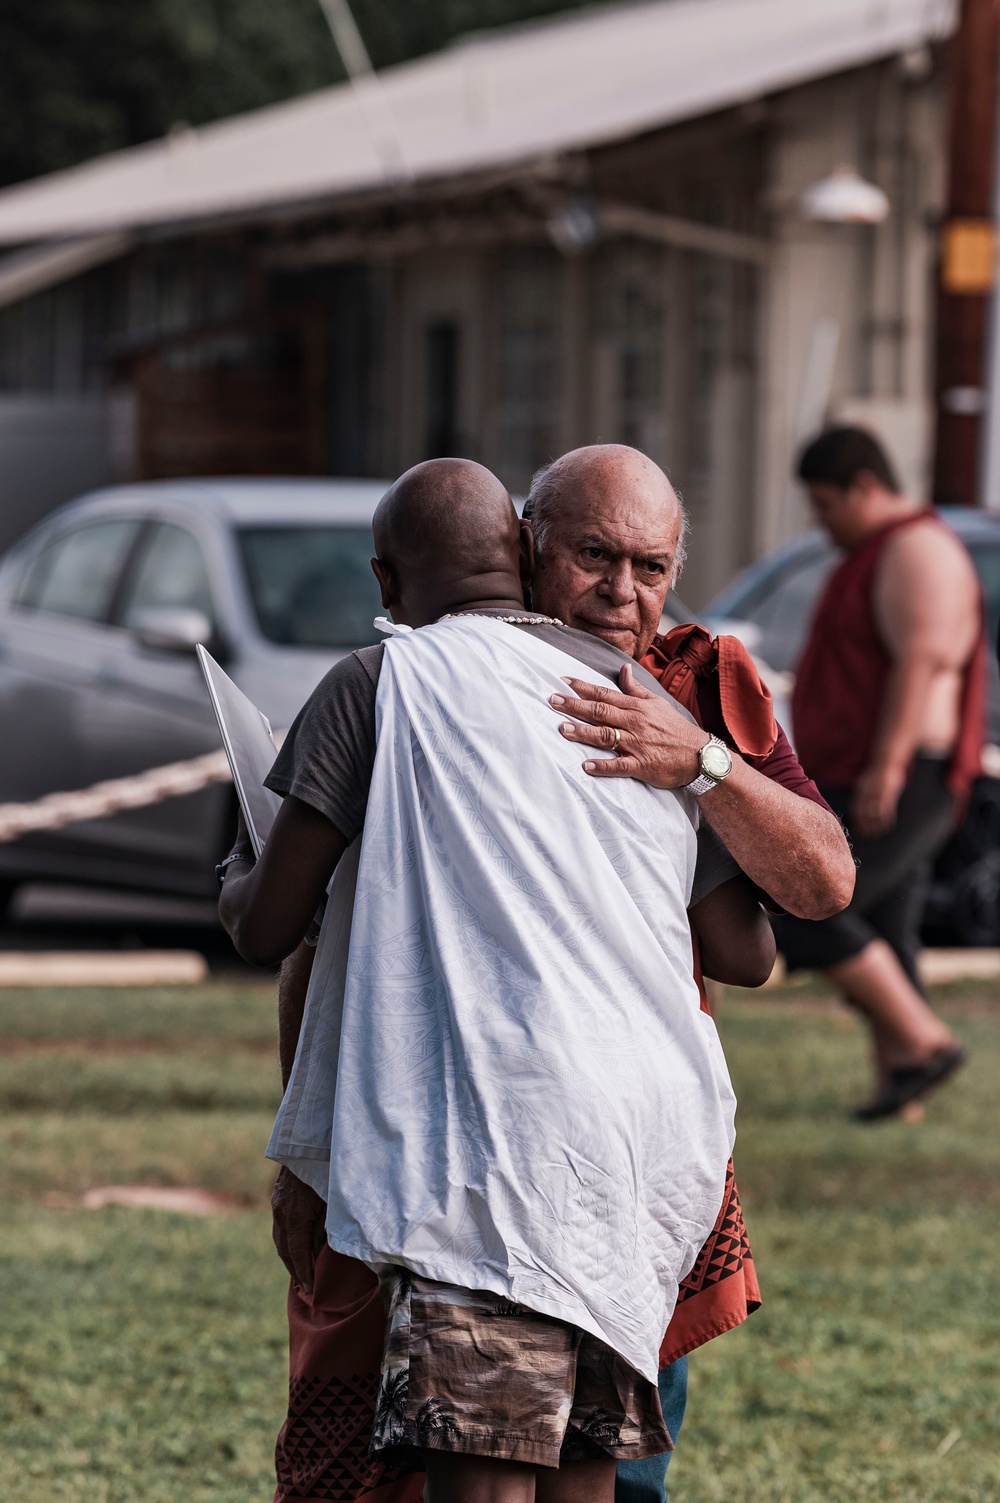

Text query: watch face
(702, 742), (732, 779)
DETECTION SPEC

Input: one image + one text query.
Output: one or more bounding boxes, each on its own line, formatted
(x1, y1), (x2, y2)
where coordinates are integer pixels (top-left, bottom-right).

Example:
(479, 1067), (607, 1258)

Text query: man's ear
(518, 520), (536, 606)
(371, 557), (395, 610)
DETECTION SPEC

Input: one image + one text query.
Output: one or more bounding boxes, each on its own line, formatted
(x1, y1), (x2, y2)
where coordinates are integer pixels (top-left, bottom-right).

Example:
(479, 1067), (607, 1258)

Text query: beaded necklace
(437, 610), (564, 626)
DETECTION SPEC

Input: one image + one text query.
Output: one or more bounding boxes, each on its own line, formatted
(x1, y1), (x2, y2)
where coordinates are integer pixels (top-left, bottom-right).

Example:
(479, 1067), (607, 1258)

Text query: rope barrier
(5, 729), (994, 848)
(0, 750), (232, 844)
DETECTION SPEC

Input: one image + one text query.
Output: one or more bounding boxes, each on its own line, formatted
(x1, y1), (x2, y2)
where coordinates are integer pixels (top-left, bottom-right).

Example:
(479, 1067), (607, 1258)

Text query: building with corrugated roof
(0, 0), (956, 600)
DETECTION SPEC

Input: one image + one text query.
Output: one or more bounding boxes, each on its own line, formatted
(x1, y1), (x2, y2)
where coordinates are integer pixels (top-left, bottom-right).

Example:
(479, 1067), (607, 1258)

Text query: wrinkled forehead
(554, 488), (679, 555)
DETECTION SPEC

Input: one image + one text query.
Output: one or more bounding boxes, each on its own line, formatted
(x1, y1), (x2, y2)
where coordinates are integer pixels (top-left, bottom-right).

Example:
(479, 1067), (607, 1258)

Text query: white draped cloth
(268, 617), (736, 1381)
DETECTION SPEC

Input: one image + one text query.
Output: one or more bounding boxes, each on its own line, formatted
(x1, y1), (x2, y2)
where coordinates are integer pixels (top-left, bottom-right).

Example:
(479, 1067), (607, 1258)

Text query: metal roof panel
(0, 0), (956, 245)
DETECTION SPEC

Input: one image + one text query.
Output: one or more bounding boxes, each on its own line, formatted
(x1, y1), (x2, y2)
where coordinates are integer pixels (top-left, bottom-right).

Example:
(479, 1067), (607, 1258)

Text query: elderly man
(519, 442), (855, 1502)
(223, 460), (764, 1503)
(772, 427), (983, 1119)
(523, 443), (854, 922)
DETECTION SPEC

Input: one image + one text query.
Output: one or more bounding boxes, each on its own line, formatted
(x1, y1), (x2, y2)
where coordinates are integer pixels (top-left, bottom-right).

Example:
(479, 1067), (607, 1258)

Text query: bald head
(525, 445), (685, 659)
(372, 459), (525, 627)
(528, 446), (685, 570)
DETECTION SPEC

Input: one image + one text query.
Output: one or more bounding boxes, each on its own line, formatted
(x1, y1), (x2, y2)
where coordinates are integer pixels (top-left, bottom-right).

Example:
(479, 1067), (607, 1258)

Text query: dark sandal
(853, 1043), (966, 1122)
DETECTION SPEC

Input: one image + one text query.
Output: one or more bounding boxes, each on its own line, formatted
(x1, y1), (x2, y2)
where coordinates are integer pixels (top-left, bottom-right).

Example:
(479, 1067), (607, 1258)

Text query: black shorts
(772, 755), (955, 991)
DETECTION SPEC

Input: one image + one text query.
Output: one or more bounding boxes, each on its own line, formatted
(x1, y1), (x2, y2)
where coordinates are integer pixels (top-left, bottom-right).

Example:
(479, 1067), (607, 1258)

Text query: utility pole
(317, 0), (375, 79)
(932, 0), (1000, 507)
(315, 0), (409, 185)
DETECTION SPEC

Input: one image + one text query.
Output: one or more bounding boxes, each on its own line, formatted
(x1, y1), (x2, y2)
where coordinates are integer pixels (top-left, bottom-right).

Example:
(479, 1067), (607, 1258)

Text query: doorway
(425, 319), (461, 458)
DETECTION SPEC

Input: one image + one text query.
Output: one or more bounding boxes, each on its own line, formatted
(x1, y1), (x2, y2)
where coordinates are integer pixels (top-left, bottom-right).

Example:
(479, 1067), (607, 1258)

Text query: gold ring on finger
(612, 727), (621, 750)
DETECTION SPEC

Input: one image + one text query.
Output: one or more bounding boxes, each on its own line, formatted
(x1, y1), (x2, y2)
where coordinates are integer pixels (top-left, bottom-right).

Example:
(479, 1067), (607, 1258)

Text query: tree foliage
(0, 0), (597, 189)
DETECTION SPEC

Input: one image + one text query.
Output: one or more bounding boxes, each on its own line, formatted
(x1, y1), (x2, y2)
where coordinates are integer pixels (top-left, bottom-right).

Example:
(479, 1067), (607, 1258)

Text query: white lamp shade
(799, 168), (890, 224)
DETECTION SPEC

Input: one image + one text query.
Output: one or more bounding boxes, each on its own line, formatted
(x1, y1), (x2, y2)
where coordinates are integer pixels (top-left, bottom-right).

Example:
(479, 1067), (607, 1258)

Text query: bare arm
(695, 755), (851, 918)
(855, 524), (980, 835)
(691, 874), (776, 987)
(218, 794), (349, 967)
(217, 798), (346, 1291)
(278, 941), (316, 1090)
(270, 941), (326, 1295)
(550, 667), (855, 920)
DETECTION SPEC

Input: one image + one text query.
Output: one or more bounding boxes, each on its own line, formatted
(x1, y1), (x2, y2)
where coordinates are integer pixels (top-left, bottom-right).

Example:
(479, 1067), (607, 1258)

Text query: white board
(197, 645), (282, 858)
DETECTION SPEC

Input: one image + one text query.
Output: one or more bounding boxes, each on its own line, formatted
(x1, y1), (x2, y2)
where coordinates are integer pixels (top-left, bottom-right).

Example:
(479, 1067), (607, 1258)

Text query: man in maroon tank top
(774, 427), (984, 1119)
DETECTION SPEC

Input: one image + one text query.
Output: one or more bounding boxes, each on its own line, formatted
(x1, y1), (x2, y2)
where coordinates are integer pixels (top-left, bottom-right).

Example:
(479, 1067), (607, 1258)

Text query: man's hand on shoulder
(550, 648), (855, 919)
(272, 1165), (327, 1295)
(550, 664), (708, 788)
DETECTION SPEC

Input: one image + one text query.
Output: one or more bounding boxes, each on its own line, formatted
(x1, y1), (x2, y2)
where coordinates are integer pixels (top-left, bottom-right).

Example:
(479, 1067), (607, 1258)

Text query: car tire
(922, 777), (1000, 947)
(0, 879), (19, 927)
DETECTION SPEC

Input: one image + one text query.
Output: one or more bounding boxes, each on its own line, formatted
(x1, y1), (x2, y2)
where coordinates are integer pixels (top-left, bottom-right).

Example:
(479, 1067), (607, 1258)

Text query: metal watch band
(683, 735), (732, 797)
(215, 851), (255, 887)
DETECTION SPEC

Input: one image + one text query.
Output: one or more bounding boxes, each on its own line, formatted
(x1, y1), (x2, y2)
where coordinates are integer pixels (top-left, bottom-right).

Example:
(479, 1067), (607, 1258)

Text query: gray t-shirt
(266, 613), (738, 905)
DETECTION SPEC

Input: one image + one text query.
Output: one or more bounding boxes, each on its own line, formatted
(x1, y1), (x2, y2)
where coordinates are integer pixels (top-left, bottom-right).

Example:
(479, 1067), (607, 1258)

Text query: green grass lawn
(0, 979), (998, 1501)
(670, 986), (1000, 1502)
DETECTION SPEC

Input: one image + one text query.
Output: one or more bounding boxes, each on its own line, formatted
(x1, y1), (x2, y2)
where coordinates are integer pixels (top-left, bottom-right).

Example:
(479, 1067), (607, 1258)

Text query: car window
(15, 518), (142, 623)
(238, 527), (383, 648)
(735, 552), (837, 673)
(119, 523), (215, 628)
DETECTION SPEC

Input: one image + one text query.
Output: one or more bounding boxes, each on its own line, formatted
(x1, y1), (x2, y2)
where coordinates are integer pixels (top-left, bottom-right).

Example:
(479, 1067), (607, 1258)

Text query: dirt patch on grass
(37, 1185), (256, 1214)
(82, 1185), (247, 1214)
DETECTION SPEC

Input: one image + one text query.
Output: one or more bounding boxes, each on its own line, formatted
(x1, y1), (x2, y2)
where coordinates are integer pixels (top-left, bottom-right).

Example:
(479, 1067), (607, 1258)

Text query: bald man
(220, 460), (771, 1503)
(523, 444), (855, 922)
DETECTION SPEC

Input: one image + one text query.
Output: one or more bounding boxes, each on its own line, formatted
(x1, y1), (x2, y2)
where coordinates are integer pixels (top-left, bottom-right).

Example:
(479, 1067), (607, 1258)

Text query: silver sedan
(0, 478), (389, 911)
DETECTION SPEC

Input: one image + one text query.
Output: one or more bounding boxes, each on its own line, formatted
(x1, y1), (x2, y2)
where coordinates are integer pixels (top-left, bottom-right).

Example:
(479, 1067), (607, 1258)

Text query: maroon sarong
(274, 1246), (424, 1503)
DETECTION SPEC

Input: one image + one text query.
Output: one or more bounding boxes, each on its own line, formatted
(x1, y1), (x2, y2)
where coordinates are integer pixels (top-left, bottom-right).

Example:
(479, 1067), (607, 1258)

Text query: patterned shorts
(370, 1269), (672, 1470)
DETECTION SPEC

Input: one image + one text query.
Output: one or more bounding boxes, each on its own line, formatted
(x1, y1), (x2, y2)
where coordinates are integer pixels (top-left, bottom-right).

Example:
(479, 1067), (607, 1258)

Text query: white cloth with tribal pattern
(268, 616), (736, 1382)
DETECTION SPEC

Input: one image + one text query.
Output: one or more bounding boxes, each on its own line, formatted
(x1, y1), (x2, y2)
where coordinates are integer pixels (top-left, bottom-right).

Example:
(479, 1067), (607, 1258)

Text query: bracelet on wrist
(216, 851), (256, 887)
